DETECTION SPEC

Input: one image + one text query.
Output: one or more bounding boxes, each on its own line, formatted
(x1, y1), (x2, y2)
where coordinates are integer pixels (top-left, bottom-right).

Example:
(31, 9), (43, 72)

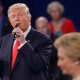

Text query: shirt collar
(73, 76), (80, 80)
(24, 25), (31, 38)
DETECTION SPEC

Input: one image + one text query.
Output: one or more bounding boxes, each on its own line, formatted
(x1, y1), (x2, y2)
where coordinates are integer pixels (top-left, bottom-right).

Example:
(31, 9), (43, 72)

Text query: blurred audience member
(47, 1), (76, 37)
(0, 0), (13, 38)
(35, 16), (55, 41)
(54, 32), (80, 80)
(35, 16), (50, 35)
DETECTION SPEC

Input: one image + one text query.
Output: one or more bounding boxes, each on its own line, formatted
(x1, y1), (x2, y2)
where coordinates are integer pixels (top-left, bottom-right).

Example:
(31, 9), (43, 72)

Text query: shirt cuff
(18, 41), (27, 49)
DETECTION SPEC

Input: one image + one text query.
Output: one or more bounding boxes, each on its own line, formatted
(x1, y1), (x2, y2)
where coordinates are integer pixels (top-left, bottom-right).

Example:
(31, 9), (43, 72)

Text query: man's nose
(14, 15), (20, 25)
(15, 15), (19, 21)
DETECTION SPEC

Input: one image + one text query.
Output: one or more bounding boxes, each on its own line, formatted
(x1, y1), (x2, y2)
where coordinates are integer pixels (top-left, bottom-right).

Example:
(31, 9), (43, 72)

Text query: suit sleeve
(18, 38), (52, 72)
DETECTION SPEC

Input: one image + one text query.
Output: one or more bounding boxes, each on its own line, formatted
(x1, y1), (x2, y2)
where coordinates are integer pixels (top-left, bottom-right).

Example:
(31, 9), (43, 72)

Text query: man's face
(36, 20), (49, 35)
(9, 8), (31, 32)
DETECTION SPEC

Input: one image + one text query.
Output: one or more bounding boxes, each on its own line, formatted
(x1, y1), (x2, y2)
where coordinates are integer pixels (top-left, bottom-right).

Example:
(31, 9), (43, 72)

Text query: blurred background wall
(2, 0), (80, 31)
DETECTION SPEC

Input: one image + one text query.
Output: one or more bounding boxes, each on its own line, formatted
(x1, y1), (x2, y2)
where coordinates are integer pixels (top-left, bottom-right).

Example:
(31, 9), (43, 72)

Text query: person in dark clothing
(35, 16), (72, 80)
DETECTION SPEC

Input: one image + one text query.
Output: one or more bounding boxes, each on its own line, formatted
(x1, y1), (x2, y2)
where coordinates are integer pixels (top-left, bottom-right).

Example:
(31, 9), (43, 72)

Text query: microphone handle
(13, 33), (17, 40)
(13, 24), (20, 40)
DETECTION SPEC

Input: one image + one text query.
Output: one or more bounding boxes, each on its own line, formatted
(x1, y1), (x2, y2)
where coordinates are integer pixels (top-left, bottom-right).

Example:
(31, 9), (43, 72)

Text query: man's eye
(18, 13), (23, 16)
(11, 15), (15, 19)
(58, 57), (64, 61)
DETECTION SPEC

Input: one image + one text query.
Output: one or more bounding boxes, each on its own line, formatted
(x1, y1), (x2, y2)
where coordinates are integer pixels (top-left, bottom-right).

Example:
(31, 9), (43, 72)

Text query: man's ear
(29, 14), (31, 22)
(27, 13), (31, 22)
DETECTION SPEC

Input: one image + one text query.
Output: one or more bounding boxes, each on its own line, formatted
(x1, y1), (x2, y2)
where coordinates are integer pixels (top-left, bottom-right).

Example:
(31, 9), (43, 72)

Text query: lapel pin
(27, 40), (30, 43)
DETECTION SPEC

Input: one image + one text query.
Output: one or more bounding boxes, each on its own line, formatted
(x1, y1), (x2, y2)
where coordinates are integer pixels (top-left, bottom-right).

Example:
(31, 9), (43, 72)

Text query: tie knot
(16, 40), (20, 47)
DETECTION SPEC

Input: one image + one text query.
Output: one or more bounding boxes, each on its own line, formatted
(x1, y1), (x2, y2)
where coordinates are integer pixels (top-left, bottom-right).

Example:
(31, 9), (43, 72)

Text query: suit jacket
(0, 28), (52, 80)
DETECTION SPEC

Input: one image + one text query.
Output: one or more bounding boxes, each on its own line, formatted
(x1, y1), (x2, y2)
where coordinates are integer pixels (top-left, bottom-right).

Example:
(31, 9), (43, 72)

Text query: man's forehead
(9, 8), (26, 14)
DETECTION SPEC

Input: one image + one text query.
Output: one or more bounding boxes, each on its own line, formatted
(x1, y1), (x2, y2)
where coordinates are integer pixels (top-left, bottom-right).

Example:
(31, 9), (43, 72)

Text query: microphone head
(15, 24), (20, 28)
(13, 24), (20, 40)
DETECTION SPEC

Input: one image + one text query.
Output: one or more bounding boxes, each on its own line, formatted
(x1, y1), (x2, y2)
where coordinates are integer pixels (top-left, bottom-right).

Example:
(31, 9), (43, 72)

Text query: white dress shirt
(13, 25), (31, 49)
(73, 76), (80, 80)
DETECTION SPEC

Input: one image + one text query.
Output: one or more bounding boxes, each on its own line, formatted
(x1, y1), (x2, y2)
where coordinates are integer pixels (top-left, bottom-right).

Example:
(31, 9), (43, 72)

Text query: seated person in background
(47, 1), (76, 37)
(0, 0), (13, 38)
(35, 16), (71, 80)
(35, 17), (50, 35)
(35, 16), (55, 42)
(54, 32), (80, 80)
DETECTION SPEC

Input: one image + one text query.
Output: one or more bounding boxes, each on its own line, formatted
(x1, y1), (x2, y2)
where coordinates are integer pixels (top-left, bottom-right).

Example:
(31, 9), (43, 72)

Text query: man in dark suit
(0, 3), (52, 80)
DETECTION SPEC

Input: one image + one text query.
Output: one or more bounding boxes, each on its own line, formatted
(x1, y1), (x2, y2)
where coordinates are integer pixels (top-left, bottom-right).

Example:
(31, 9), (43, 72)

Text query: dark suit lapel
(26, 28), (34, 41)
(12, 28), (34, 72)
(4, 34), (14, 74)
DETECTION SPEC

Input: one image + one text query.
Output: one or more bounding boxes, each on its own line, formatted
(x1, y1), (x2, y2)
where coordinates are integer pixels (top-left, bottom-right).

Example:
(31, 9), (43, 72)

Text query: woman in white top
(54, 33), (80, 80)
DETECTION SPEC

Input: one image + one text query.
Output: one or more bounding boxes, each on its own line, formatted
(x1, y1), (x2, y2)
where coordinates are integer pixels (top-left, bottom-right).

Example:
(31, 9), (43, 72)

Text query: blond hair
(8, 3), (31, 18)
(47, 1), (64, 14)
(54, 32), (80, 61)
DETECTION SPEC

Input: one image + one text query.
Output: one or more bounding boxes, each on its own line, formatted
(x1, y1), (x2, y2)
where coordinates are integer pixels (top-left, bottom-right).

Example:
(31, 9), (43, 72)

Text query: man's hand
(12, 27), (26, 44)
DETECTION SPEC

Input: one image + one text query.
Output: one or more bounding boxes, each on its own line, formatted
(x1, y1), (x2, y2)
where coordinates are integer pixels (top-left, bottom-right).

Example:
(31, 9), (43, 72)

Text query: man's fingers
(12, 27), (22, 34)
(15, 31), (24, 37)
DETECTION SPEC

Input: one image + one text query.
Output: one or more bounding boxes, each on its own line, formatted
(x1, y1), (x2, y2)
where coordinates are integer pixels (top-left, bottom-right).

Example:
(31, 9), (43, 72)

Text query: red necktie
(11, 40), (20, 71)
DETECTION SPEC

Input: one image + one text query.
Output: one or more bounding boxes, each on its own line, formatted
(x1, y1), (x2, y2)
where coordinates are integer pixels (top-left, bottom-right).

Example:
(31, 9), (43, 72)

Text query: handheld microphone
(13, 24), (20, 40)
